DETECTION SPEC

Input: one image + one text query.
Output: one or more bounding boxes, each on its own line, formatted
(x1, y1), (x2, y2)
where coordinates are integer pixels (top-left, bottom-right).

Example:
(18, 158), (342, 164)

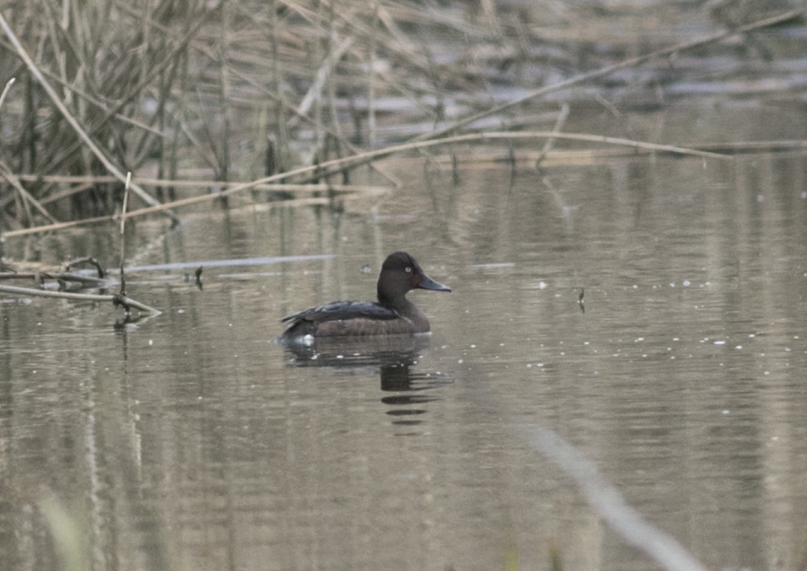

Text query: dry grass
(0, 0), (803, 234)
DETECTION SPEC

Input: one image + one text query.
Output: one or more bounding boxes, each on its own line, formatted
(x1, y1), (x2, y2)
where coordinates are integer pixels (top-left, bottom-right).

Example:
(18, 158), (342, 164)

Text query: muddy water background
(2, 106), (807, 571)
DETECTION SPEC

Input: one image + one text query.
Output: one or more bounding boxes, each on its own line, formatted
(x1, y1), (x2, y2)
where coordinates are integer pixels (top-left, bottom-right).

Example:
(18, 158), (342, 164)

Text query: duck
(279, 252), (450, 340)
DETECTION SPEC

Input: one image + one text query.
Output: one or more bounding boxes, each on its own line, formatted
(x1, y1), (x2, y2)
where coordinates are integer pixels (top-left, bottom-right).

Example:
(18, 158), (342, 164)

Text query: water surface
(1, 107), (807, 571)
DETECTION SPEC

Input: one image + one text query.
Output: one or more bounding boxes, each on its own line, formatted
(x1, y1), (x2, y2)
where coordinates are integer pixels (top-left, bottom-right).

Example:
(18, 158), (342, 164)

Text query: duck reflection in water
(280, 333), (451, 426)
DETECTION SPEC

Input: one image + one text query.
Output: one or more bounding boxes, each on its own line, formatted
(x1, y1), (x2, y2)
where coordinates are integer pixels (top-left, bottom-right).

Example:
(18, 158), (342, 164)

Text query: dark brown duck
(279, 252), (450, 340)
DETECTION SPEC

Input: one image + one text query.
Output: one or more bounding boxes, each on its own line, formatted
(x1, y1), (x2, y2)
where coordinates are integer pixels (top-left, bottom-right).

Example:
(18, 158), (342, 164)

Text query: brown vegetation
(0, 0), (803, 235)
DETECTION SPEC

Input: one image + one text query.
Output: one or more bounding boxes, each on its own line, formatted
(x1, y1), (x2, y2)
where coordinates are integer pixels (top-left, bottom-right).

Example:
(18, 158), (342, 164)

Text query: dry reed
(0, 1), (802, 235)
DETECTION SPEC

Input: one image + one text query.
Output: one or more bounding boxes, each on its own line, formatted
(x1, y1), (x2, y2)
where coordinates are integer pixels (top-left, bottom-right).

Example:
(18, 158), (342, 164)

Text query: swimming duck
(280, 252), (450, 339)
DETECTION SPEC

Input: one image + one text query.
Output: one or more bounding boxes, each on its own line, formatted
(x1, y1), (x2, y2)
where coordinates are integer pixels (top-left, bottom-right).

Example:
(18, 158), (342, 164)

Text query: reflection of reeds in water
(0, 1), (802, 233)
(38, 495), (87, 571)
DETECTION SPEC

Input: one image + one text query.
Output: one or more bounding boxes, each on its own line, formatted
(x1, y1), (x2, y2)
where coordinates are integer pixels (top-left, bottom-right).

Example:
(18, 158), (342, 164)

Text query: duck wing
(281, 301), (399, 324)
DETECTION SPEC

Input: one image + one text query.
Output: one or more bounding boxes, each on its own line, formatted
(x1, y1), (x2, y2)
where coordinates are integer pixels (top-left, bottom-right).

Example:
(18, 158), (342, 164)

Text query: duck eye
(405, 267), (412, 273)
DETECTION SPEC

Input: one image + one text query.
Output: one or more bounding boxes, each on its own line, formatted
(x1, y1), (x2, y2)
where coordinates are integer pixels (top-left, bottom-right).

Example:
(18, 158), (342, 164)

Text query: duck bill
(418, 273), (451, 292)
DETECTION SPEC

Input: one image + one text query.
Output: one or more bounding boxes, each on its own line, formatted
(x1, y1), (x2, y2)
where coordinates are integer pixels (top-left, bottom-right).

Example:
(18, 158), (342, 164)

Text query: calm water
(2, 107), (807, 571)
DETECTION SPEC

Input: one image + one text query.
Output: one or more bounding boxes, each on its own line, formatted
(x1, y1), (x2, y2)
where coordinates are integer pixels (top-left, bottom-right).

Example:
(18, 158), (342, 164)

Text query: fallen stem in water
(0, 272), (109, 287)
(0, 284), (161, 315)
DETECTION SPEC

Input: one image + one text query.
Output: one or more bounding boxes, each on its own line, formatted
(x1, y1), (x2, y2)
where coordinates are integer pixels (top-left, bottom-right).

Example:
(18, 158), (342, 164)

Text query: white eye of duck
(405, 267), (412, 273)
